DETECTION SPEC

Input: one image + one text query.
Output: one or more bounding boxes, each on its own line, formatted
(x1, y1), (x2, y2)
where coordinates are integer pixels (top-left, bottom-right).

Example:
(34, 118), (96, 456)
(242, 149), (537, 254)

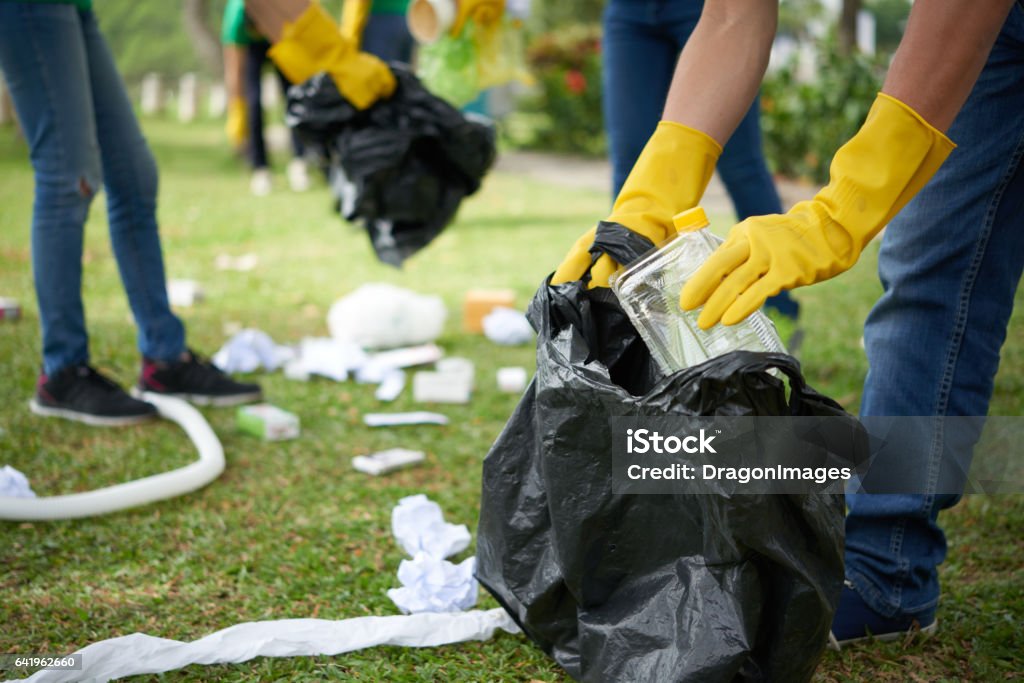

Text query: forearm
(662, 0), (778, 146)
(245, 0), (308, 42)
(223, 45), (245, 100)
(882, 0), (1013, 132)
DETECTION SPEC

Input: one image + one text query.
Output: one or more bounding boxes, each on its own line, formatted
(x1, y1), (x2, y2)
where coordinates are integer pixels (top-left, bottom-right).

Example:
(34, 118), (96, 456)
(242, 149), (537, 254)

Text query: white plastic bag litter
(0, 465), (35, 499)
(327, 284), (447, 349)
(482, 307), (533, 346)
(387, 554), (478, 614)
(212, 329), (295, 373)
(391, 494), (470, 560)
(18, 609), (519, 683)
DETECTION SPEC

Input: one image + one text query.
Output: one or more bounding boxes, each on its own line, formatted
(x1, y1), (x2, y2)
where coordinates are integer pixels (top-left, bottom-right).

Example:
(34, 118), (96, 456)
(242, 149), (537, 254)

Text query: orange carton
(463, 289), (516, 333)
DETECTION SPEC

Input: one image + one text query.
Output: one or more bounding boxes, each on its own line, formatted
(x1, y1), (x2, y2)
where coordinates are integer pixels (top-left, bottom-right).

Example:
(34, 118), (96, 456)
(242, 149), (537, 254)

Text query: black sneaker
(29, 365), (158, 427)
(137, 349), (262, 407)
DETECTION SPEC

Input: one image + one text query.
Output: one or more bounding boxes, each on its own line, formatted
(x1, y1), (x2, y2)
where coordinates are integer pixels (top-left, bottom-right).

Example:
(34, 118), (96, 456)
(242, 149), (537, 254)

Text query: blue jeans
(846, 4), (1024, 620)
(362, 13), (414, 65)
(244, 40), (304, 170)
(602, 0), (799, 318)
(0, 3), (185, 375)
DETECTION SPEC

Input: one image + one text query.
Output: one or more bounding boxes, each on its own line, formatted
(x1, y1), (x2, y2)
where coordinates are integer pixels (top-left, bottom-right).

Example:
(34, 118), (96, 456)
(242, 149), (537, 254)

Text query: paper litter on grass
(16, 609), (518, 683)
(0, 465), (36, 499)
(391, 494), (470, 560)
(388, 495), (479, 614)
(213, 329), (295, 373)
(327, 284), (446, 349)
(387, 554), (478, 614)
(483, 307), (533, 346)
(364, 412), (449, 427)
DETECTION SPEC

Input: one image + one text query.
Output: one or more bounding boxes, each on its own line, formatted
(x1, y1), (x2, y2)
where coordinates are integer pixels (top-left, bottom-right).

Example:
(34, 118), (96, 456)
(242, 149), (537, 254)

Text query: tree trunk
(838, 0), (862, 55)
(183, 0), (223, 75)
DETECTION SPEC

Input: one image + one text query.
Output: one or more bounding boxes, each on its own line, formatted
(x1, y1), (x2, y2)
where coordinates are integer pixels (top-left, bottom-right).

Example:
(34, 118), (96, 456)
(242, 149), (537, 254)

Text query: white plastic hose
(0, 393), (224, 521)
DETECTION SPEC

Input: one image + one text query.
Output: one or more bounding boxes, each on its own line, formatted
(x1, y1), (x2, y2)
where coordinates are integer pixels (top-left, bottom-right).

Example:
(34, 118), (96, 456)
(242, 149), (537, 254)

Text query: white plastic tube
(0, 393), (224, 521)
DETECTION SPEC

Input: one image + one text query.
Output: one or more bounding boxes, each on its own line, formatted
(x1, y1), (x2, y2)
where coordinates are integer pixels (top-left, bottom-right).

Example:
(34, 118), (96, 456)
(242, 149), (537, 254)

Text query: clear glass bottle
(610, 207), (785, 375)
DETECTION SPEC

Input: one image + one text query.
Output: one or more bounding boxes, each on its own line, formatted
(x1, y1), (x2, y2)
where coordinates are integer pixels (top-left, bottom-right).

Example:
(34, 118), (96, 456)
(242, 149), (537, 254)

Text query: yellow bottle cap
(672, 206), (709, 233)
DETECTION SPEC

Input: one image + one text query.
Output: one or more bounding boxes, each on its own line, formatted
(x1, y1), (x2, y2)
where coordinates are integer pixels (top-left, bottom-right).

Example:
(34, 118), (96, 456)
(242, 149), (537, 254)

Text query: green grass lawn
(0, 119), (1021, 682)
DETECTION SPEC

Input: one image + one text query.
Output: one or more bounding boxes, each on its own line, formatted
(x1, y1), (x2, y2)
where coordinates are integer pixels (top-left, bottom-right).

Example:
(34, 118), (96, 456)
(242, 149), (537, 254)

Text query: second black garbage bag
(286, 66), (496, 266)
(476, 228), (862, 682)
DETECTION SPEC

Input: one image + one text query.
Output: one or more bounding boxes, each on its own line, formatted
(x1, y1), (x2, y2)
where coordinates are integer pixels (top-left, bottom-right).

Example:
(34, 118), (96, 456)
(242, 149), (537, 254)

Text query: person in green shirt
(221, 0), (311, 196)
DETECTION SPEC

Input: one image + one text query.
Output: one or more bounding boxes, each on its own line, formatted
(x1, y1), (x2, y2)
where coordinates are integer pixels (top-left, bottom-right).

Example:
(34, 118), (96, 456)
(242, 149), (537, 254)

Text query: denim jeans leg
(81, 10), (186, 362)
(0, 3), (102, 375)
(602, 2), (687, 197)
(245, 41), (270, 170)
(847, 7), (1024, 619)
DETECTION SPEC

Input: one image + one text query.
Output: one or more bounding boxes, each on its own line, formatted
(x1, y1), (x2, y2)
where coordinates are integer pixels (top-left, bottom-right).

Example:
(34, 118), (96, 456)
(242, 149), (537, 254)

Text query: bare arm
(245, 0), (307, 42)
(882, 0), (1013, 132)
(662, 0), (778, 146)
(223, 44), (246, 101)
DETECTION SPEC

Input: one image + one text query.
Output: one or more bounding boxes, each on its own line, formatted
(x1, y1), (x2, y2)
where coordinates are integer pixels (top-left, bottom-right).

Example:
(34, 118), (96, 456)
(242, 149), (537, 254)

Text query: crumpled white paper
(18, 608), (519, 683)
(291, 337), (369, 382)
(482, 307), (533, 346)
(391, 494), (471, 560)
(0, 465), (36, 499)
(327, 284), (446, 350)
(212, 329), (295, 373)
(387, 554), (478, 614)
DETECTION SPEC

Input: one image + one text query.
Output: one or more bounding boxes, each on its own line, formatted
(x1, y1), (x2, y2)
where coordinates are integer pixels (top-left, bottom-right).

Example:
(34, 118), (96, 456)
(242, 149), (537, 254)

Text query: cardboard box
(463, 289), (515, 333)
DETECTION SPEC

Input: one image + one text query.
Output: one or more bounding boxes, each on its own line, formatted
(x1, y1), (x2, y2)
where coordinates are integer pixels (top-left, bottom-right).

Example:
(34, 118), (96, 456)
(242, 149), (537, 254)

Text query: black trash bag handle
(580, 221), (657, 284)
(723, 351), (828, 416)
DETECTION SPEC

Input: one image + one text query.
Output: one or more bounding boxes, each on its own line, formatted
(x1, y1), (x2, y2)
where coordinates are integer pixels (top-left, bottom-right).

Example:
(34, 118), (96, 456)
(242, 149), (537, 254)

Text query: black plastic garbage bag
(476, 228), (862, 682)
(286, 66), (496, 266)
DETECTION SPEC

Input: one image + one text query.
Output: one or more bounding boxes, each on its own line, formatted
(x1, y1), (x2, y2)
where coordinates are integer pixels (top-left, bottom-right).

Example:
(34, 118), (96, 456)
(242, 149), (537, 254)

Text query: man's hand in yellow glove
(268, 2), (394, 110)
(680, 93), (955, 329)
(225, 96), (248, 149)
(551, 121), (722, 288)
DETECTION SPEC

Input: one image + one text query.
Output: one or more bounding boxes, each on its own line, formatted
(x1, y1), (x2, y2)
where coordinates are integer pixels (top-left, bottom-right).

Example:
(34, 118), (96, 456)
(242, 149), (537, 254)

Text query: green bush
(507, 24), (606, 156)
(761, 36), (886, 183)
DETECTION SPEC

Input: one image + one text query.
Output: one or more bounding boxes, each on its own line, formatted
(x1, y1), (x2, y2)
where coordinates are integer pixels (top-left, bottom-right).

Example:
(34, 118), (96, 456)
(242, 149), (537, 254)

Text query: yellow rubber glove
(225, 96), (248, 149)
(551, 121), (722, 288)
(451, 0), (505, 36)
(340, 0), (372, 48)
(268, 2), (395, 110)
(680, 93), (955, 329)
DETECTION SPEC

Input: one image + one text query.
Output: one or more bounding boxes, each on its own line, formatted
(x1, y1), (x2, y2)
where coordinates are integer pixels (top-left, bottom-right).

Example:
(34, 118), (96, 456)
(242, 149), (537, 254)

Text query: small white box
(436, 357), (475, 388)
(413, 370), (472, 404)
(353, 448), (425, 476)
(497, 366), (529, 393)
(237, 404), (300, 441)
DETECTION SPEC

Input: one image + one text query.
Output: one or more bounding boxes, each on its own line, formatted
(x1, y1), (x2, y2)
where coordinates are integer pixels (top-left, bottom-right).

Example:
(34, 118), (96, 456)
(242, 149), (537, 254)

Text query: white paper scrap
(213, 329), (295, 373)
(352, 449), (425, 476)
(391, 494), (470, 560)
(294, 337), (368, 382)
(364, 412), (449, 427)
(482, 307), (533, 346)
(387, 555), (478, 614)
(0, 465), (36, 499)
(374, 369), (406, 402)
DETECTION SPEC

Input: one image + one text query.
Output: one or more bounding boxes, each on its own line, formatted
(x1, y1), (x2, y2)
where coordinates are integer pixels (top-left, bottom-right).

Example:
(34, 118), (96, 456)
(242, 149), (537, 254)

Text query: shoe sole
(132, 388), (263, 407)
(828, 619), (938, 651)
(28, 399), (156, 427)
